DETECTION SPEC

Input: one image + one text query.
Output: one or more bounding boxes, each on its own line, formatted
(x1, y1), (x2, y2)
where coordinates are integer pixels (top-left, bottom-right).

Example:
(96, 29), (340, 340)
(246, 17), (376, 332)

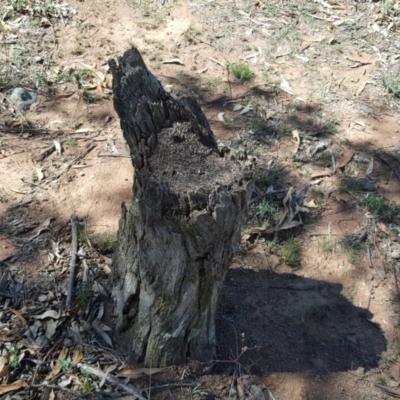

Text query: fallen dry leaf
(0, 381), (28, 395)
(162, 58), (184, 65)
(310, 170), (331, 179)
(0, 356), (9, 379)
(46, 348), (68, 380)
(337, 150), (354, 169)
(280, 76), (295, 95)
(72, 348), (83, 365)
(292, 129), (300, 153)
(8, 308), (28, 327)
(377, 222), (390, 235)
(217, 112), (226, 124)
(356, 81), (374, 96)
(115, 367), (165, 380)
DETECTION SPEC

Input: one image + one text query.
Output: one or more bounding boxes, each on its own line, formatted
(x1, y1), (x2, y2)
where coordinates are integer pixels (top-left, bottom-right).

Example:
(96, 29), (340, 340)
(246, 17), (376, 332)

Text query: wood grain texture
(110, 48), (253, 367)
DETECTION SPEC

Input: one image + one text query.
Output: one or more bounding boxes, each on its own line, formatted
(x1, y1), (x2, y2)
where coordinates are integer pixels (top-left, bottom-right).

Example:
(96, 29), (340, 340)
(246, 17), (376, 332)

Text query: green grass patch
(383, 74), (400, 96)
(77, 285), (94, 309)
(229, 63), (254, 82)
(281, 238), (301, 267)
(340, 235), (365, 264)
(93, 231), (117, 254)
(320, 238), (335, 254)
(362, 195), (397, 222)
(259, 198), (277, 220)
(255, 162), (284, 188)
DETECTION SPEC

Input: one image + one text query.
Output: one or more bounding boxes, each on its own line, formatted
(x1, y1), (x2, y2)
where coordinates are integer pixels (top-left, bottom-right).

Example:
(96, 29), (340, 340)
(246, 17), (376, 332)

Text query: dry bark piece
(109, 47), (252, 367)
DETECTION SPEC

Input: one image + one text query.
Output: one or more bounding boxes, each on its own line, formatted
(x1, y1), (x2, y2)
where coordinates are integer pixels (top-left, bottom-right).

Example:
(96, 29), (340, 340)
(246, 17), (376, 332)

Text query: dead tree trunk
(109, 48), (252, 367)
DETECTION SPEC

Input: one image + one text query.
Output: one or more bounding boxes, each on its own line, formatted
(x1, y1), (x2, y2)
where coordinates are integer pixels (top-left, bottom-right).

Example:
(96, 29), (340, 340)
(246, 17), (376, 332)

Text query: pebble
(10, 87), (37, 111)
(391, 250), (400, 259)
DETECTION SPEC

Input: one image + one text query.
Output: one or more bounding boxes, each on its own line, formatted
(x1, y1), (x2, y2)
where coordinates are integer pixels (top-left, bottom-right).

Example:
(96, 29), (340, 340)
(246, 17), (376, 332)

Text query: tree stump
(109, 48), (252, 367)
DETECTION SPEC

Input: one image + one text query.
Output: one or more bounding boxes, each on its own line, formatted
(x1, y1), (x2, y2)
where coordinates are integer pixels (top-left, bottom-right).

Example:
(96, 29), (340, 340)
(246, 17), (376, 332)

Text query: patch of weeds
(77, 285), (94, 309)
(383, 74), (400, 96)
(141, 1), (151, 16)
(320, 238), (335, 254)
(81, 89), (101, 104)
(77, 225), (88, 244)
(341, 235), (365, 264)
(280, 238), (301, 267)
(255, 162), (284, 188)
(65, 137), (77, 148)
(92, 232), (117, 255)
(203, 77), (221, 92)
(74, 69), (92, 86)
(252, 145), (265, 157)
(80, 378), (95, 393)
(340, 138), (352, 146)
(9, 350), (19, 369)
(59, 358), (73, 371)
(251, 119), (263, 133)
(265, 238), (278, 253)
(323, 118), (339, 134)
(377, 375), (387, 386)
(72, 120), (83, 130)
(340, 177), (369, 192)
(259, 198), (277, 220)
(229, 63), (254, 82)
(362, 195), (397, 222)
(316, 150), (333, 162)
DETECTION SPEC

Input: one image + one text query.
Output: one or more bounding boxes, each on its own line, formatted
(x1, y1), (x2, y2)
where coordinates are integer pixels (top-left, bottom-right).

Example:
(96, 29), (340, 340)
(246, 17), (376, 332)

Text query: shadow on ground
(216, 269), (387, 374)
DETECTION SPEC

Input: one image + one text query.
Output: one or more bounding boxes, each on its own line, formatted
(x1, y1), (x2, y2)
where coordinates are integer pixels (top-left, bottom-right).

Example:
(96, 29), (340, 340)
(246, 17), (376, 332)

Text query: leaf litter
(1, 0), (400, 398)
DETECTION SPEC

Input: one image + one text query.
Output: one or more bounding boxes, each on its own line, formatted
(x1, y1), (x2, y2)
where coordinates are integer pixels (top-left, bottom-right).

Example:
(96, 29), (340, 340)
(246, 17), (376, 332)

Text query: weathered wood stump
(109, 48), (252, 367)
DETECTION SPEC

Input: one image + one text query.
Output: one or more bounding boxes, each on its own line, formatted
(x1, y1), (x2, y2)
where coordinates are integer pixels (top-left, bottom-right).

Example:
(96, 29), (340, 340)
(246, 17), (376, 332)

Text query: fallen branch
(374, 383), (400, 398)
(66, 216), (78, 311)
(77, 363), (147, 400)
(30, 384), (81, 398)
(97, 153), (131, 158)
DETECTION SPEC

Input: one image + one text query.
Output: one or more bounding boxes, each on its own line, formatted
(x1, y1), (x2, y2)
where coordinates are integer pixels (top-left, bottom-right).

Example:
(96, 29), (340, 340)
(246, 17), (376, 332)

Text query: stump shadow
(216, 269), (387, 374)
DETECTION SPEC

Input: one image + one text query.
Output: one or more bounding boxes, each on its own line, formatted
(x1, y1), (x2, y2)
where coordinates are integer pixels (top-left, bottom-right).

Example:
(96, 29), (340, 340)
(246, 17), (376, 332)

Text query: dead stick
(44, 144), (96, 182)
(66, 216), (78, 311)
(374, 383), (400, 398)
(97, 153), (131, 158)
(30, 384), (81, 397)
(77, 363), (147, 400)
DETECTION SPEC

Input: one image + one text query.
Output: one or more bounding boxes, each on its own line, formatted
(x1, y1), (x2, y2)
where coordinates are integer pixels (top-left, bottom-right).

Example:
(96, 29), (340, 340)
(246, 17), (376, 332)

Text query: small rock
(250, 385), (266, 400)
(391, 250), (400, 259)
(10, 87), (37, 111)
(35, 335), (50, 348)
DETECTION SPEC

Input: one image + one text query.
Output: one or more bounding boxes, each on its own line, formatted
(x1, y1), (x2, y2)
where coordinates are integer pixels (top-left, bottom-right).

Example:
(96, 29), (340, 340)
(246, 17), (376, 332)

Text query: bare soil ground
(1, 0), (400, 399)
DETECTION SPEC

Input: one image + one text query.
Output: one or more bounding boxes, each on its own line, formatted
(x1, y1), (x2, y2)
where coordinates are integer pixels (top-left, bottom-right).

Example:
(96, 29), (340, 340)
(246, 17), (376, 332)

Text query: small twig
(393, 264), (400, 303)
(77, 363), (147, 400)
(21, 178), (48, 190)
(97, 153), (131, 158)
(149, 383), (197, 391)
(374, 383), (400, 398)
(44, 143), (96, 182)
(367, 245), (373, 268)
(31, 338), (63, 385)
(66, 216), (78, 311)
(30, 384), (81, 397)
